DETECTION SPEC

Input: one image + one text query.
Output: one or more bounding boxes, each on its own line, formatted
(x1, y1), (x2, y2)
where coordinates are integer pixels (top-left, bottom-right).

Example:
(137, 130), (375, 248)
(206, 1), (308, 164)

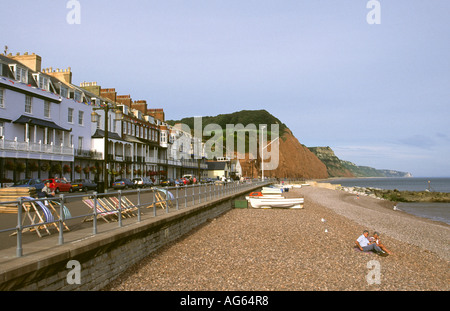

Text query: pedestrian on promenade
(39, 180), (55, 198)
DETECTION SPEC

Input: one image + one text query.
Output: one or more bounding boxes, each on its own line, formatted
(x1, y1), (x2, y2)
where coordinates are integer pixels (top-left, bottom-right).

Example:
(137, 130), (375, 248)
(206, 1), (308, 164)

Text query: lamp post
(91, 102), (109, 193)
(91, 99), (123, 193)
(260, 125), (279, 181)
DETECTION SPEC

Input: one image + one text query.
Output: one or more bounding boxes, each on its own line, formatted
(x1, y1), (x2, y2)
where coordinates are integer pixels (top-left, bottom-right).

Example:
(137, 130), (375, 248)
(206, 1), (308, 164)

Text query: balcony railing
(75, 149), (103, 159)
(0, 138), (74, 156)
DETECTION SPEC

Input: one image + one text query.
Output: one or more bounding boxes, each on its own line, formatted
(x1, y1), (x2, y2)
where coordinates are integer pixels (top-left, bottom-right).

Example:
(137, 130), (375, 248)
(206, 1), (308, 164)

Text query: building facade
(0, 52), (207, 187)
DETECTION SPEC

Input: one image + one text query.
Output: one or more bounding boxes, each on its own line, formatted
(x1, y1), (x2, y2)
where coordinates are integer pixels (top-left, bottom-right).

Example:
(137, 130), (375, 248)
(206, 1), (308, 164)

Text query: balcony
(75, 149), (103, 160)
(0, 138), (74, 156)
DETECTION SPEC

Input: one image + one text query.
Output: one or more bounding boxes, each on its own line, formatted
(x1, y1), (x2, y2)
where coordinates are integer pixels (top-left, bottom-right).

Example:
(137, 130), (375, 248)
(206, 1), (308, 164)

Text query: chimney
(9, 52), (42, 72)
(132, 100), (148, 115)
(43, 67), (73, 84)
(117, 95), (133, 107)
(100, 88), (117, 102)
(80, 81), (101, 96)
(147, 108), (165, 122)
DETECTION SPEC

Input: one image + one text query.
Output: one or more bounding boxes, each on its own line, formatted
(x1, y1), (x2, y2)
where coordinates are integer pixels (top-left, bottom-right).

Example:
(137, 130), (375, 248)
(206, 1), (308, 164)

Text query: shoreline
(105, 185), (449, 291)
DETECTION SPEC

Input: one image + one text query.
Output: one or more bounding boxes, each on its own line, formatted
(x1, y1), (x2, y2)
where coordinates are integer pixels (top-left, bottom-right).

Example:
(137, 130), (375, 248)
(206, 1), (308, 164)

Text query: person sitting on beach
(355, 230), (388, 256)
(371, 232), (392, 255)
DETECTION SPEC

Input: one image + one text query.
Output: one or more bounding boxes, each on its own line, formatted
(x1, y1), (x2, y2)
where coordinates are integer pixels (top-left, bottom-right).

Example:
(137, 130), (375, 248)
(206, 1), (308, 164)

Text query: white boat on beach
(248, 197), (304, 209)
(261, 187), (283, 194)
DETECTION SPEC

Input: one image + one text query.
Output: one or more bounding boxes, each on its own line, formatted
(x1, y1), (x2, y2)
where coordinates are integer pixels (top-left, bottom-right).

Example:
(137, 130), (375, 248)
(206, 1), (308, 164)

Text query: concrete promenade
(0, 181), (272, 290)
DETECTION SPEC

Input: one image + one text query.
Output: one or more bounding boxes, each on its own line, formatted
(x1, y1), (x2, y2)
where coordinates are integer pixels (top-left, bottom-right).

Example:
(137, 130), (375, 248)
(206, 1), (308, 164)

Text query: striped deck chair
(97, 197), (133, 218)
(22, 196), (57, 237)
(47, 200), (71, 231)
(82, 199), (118, 223)
(109, 197), (138, 217)
(122, 196), (139, 212)
(148, 189), (174, 209)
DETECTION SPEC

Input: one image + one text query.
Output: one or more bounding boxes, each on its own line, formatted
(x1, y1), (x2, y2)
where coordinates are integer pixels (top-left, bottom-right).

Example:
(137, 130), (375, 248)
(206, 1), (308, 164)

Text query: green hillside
(167, 109), (288, 137)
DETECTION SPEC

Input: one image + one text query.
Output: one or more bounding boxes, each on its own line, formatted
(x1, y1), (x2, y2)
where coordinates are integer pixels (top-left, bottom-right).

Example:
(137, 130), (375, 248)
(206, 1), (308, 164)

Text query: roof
(92, 129), (124, 141)
(207, 161), (228, 170)
(13, 115), (71, 132)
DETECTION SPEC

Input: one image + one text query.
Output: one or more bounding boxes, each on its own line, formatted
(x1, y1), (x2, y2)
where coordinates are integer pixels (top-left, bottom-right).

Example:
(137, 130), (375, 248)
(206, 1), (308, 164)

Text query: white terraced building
(0, 52), (208, 188)
(0, 53), (93, 184)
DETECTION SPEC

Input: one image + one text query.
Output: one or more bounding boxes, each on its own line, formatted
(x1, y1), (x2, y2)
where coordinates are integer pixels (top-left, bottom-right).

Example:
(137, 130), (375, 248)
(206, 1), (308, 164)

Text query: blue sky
(1, 0), (449, 177)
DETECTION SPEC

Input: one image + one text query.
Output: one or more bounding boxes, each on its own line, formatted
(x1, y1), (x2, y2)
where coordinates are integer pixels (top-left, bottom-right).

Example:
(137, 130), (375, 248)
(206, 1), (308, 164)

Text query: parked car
(71, 179), (98, 192)
(144, 178), (154, 188)
(42, 178), (73, 193)
(133, 177), (153, 188)
(199, 177), (213, 184)
(112, 178), (135, 190)
(10, 178), (45, 193)
(160, 178), (175, 187)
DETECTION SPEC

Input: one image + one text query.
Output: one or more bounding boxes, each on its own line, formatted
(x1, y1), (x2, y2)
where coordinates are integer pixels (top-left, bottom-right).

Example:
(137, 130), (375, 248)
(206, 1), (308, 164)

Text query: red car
(43, 178), (73, 194)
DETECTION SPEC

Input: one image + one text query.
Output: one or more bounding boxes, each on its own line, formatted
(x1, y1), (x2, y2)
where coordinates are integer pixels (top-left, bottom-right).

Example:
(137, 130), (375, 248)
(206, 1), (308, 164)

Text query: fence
(0, 179), (273, 258)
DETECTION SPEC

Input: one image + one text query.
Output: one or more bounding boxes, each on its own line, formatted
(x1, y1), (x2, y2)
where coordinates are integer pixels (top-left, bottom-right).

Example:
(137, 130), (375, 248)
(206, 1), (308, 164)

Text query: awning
(13, 115), (71, 132)
(92, 129), (125, 141)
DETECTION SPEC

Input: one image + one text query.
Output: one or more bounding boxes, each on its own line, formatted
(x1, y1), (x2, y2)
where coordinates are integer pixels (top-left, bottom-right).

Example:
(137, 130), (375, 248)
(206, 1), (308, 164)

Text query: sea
(322, 177), (450, 225)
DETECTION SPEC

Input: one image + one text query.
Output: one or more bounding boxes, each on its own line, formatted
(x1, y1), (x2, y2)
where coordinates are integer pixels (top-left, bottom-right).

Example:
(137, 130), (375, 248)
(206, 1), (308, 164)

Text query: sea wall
(0, 187), (259, 291)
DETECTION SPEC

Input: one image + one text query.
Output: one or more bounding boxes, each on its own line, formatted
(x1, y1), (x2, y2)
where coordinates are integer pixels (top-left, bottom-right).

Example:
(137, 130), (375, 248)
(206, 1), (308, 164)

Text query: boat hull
(248, 197), (304, 209)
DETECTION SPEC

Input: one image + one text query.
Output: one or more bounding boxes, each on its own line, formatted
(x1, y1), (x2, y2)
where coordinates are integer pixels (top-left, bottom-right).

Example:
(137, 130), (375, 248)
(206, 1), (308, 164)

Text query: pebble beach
(105, 185), (449, 291)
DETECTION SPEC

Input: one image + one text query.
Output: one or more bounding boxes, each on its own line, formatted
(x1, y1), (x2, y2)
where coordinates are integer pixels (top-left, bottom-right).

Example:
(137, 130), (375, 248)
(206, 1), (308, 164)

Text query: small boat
(248, 197), (304, 209)
(261, 187), (283, 194)
(245, 191), (283, 200)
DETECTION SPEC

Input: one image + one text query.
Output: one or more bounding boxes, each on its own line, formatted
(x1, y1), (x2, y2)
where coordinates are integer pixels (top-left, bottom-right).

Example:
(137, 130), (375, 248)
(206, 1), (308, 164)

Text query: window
(68, 108), (74, 123)
(33, 74), (50, 91)
(74, 91), (81, 102)
(39, 76), (50, 91)
(78, 111), (84, 125)
(60, 86), (68, 98)
(78, 136), (84, 150)
(0, 88), (4, 108)
(11, 65), (28, 83)
(25, 95), (32, 114)
(44, 101), (51, 118)
(0, 121), (4, 138)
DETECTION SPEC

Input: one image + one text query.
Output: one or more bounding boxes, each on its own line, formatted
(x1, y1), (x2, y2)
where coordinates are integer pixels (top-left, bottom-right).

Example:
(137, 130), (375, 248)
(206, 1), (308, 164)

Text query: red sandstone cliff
(239, 129), (329, 179)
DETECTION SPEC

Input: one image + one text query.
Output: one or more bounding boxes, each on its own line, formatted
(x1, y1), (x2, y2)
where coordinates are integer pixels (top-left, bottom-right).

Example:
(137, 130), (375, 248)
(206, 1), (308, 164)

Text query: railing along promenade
(0, 179), (273, 258)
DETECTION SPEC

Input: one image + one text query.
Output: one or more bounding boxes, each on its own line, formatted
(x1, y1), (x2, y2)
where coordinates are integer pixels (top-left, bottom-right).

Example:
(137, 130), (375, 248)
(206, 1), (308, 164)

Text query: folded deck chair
(18, 196), (57, 237)
(82, 199), (118, 223)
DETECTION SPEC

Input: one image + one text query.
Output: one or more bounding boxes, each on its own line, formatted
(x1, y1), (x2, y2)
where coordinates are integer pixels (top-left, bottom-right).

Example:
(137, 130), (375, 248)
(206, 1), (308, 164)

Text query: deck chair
(47, 200), (71, 232)
(82, 199), (118, 223)
(147, 190), (174, 210)
(13, 197), (57, 237)
(98, 197), (134, 218)
(109, 196), (138, 217)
